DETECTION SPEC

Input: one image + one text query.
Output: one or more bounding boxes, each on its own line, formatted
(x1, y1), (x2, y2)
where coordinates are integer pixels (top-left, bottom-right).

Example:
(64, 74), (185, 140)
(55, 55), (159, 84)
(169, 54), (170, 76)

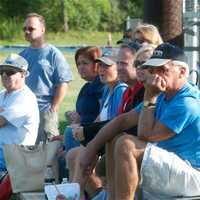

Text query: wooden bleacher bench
(171, 196), (200, 200)
(143, 190), (200, 200)
(18, 192), (46, 200)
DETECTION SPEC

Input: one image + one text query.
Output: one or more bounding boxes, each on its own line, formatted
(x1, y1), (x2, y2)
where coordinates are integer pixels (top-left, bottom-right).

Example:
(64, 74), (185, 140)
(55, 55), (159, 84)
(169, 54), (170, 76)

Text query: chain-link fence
(183, 0), (200, 87)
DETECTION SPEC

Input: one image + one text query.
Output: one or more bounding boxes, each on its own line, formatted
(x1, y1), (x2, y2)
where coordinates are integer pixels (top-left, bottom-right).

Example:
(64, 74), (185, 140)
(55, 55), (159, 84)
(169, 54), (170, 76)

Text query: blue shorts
(0, 147), (6, 171)
(64, 127), (80, 153)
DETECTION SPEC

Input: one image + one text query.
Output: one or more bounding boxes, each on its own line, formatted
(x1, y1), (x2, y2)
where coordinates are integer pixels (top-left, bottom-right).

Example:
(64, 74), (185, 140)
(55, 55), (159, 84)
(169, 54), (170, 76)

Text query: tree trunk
(143, 0), (162, 29)
(143, 0), (183, 47)
(161, 0), (183, 47)
(61, 0), (69, 32)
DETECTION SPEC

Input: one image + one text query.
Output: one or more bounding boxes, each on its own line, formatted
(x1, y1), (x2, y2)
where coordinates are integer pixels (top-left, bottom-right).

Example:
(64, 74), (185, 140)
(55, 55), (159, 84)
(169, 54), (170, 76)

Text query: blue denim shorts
(64, 126), (80, 153)
(0, 147), (6, 171)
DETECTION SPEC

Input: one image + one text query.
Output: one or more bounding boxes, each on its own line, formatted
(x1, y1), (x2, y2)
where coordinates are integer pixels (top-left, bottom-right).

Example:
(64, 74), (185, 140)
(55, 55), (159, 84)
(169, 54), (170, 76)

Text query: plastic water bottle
(61, 177), (68, 184)
(44, 165), (55, 185)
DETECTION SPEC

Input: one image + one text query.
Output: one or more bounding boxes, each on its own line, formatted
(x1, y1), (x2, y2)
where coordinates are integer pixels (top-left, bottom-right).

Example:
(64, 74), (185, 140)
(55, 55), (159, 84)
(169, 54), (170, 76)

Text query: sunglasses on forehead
(23, 26), (36, 32)
(0, 70), (19, 76)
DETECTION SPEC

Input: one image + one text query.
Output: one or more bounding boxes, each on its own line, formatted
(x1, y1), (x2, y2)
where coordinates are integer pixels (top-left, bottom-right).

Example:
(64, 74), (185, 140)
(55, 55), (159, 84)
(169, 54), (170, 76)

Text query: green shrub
(65, 0), (101, 31)
(65, 0), (124, 32)
(0, 19), (22, 40)
(0, 0), (143, 33)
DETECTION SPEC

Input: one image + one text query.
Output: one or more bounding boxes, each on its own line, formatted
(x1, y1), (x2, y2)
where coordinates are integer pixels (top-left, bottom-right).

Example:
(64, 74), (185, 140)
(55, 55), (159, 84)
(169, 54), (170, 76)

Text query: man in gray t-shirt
(20, 13), (73, 143)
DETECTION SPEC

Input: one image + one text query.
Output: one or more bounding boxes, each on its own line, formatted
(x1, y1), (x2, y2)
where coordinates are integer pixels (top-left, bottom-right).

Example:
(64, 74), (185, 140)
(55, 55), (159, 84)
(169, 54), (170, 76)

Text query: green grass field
(0, 31), (122, 46)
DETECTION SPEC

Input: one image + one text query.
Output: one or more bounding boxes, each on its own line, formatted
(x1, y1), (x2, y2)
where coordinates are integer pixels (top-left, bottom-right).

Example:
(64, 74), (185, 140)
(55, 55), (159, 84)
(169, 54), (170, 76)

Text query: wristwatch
(143, 100), (156, 108)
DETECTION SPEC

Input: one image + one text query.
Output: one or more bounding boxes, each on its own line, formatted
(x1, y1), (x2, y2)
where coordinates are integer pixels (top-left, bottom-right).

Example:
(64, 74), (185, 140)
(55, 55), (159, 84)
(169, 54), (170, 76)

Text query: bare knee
(115, 135), (135, 155)
(66, 146), (84, 166)
(114, 135), (146, 160)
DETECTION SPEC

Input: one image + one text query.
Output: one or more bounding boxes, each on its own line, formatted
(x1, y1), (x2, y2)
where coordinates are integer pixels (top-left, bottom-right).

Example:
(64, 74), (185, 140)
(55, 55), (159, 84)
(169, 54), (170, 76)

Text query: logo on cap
(153, 50), (163, 57)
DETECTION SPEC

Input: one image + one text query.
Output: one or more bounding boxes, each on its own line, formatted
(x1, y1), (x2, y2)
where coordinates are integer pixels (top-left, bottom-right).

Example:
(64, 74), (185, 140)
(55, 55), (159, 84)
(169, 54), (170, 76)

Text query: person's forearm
(138, 107), (156, 140)
(87, 112), (137, 152)
(51, 83), (68, 111)
(138, 93), (157, 140)
(0, 116), (7, 127)
(81, 120), (109, 145)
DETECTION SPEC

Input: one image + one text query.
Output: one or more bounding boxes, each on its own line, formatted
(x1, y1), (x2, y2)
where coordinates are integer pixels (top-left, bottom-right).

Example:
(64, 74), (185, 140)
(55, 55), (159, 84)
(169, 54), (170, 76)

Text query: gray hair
(172, 60), (189, 78)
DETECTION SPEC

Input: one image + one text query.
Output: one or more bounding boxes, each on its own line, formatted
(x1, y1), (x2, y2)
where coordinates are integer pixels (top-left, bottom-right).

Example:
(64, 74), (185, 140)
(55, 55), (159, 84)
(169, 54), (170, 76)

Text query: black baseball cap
(142, 43), (187, 67)
(126, 40), (142, 52)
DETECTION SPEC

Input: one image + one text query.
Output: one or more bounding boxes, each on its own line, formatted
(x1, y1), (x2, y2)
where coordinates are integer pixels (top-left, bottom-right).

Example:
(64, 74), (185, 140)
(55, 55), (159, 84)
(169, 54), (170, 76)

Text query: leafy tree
(117, 0), (144, 18)
(0, 0), (143, 34)
(65, 0), (102, 31)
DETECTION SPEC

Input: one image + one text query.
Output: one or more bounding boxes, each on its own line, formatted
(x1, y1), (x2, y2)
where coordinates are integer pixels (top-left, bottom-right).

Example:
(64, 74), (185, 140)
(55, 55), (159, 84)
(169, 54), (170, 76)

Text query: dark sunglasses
(134, 38), (151, 44)
(134, 38), (145, 44)
(134, 60), (146, 68)
(23, 26), (36, 32)
(0, 71), (18, 76)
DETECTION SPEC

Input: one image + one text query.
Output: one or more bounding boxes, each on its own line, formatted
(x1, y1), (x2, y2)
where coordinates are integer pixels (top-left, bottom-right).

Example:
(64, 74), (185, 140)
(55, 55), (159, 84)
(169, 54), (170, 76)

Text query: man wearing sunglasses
(79, 43), (200, 199)
(0, 53), (39, 172)
(20, 13), (73, 144)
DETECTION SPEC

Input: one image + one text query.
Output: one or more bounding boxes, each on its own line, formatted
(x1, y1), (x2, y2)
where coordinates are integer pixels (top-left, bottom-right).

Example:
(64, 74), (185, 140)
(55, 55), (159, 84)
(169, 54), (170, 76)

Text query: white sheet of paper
(44, 183), (80, 200)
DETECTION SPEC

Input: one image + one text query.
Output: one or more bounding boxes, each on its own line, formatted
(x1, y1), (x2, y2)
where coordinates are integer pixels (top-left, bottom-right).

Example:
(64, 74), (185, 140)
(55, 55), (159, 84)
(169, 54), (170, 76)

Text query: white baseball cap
(0, 53), (28, 72)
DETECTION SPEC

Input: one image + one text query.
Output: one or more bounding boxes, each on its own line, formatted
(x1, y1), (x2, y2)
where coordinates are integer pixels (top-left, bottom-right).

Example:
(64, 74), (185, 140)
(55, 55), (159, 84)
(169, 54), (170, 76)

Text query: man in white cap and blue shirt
(78, 43), (200, 199)
(0, 53), (39, 173)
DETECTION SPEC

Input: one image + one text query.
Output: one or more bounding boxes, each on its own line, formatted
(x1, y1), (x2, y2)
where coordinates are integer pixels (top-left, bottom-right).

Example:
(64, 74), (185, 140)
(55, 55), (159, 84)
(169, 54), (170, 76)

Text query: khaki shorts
(140, 143), (200, 199)
(36, 110), (59, 144)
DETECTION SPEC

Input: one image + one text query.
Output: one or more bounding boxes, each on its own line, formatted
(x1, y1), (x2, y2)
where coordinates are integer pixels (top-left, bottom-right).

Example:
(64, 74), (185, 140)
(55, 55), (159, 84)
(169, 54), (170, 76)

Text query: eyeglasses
(0, 71), (18, 77)
(134, 60), (146, 68)
(23, 26), (36, 32)
(134, 38), (145, 44)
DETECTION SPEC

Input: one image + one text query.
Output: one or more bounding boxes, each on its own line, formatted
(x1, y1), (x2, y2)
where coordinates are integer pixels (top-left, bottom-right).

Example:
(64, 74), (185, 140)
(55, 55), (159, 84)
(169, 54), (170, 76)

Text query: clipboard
(44, 183), (80, 200)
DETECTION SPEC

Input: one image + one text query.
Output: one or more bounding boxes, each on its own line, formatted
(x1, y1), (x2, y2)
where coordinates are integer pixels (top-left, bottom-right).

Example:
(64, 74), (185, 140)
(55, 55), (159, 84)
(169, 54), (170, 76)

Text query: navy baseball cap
(126, 41), (142, 52)
(116, 37), (131, 45)
(142, 43), (187, 67)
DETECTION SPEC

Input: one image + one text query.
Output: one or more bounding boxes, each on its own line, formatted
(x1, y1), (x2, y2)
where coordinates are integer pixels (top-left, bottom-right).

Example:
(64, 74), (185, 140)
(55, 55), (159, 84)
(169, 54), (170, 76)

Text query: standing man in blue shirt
(20, 13), (73, 143)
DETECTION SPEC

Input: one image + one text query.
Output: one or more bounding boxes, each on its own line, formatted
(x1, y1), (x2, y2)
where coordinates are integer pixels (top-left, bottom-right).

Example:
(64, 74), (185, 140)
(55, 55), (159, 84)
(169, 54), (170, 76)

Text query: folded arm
(0, 116), (7, 127)
(88, 109), (139, 153)
(138, 73), (175, 141)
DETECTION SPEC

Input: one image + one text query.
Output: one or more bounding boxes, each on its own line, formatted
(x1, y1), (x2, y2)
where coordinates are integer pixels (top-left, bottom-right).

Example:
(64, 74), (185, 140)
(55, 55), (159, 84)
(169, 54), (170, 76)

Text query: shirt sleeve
(159, 98), (198, 134)
(0, 89), (35, 128)
(135, 102), (143, 113)
(53, 50), (73, 85)
(110, 84), (127, 118)
(0, 106), (27, 128)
